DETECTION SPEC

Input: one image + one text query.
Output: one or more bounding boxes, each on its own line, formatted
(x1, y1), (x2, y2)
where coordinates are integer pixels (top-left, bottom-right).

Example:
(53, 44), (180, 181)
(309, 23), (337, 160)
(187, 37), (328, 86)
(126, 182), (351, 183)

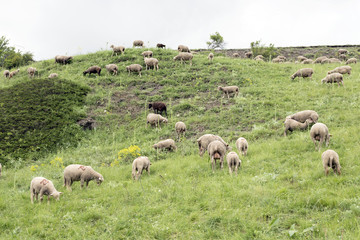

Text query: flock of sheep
(1, 42), (356, 204)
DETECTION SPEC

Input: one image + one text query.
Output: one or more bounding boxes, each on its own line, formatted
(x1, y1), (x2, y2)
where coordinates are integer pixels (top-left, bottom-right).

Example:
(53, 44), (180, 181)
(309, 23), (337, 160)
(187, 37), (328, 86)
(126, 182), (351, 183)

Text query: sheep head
(51, 191), (62, 201)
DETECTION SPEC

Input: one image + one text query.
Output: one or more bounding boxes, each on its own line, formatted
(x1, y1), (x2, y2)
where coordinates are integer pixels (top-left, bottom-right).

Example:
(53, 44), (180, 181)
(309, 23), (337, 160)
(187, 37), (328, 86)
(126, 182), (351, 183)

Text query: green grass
(1, 47), (360, 239)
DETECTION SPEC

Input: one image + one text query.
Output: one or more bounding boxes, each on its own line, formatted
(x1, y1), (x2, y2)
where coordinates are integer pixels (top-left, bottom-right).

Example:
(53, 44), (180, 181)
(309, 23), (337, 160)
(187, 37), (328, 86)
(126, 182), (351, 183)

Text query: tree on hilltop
(207, 32), (225, 49)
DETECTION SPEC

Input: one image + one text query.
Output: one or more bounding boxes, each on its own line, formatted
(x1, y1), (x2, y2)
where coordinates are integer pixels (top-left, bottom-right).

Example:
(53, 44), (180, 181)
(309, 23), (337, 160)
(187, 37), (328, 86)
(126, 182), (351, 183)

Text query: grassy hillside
(1, 47), (360, 239)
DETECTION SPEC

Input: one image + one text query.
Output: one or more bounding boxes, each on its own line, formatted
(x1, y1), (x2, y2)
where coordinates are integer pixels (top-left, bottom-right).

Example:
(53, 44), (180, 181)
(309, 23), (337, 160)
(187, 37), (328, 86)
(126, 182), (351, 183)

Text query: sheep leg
(312, 138), (318, 151)
(235, 165), (238, 175)
(39, 190), (44, 203)
(86, 181), (89, 188)
(80, 179), (85, 188)
(211, 157), (215, 172)
(190, 60), (192, 66)
(31, 190), (34, 204)
(318, 138), (324, 151)
(220, 156), (224, 169)
(139, 71), (142, 77)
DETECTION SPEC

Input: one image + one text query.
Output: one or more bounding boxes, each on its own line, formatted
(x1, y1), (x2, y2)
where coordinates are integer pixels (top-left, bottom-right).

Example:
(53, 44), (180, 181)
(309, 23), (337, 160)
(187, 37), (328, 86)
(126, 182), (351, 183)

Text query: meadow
(1, 47), (360, 239)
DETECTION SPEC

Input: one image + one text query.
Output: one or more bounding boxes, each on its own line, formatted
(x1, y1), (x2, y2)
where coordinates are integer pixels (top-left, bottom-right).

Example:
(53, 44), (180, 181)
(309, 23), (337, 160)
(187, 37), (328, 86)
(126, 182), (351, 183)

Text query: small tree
(0, 36), (34, 69)
(250, 40), (277, 60)
(207, 32), (225, 49)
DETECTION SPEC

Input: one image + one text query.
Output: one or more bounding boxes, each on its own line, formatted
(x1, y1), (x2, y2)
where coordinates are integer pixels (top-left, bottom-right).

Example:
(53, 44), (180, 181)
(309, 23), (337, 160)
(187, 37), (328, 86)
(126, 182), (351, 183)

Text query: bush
(250, 40), (277, 60)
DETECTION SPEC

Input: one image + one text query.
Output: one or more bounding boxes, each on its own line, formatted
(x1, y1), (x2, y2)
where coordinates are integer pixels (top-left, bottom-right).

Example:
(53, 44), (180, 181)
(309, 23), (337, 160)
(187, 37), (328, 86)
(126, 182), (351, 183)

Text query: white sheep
(346, 58), (357, 64)
(55, 55), (73, 64)
(232, 53), (240, 58)
(226, 151), (241, 175)
(197, 134), (230, 157)
(291, 68), (314, 80)
(218, 86), (239, 98)
(144, 57), (159, 71)
(321, 73), (344, 86)
(110, 45), (125, 56)
(321, 58), (331, 64)
(105, 64), (119, 75)
(48, 73), (58, 79)
(173, 52), (193, 66)
(126, 64), (142, 76)
(310, 123), (331, 151)
(339, 54), (347, 61)
(286, 110), (319, 123)
(254, 55), (264, 60)
(30, 177), (62, 204)
(314, 56), (328, 63)
(329, 58), (341, 63)
(63, 164), (104, 190)
(141, 51), (153, 58)
(9, 69), (20, 79)
(3, 70), (10, 78)
(322, 149), (341, 176)
(208, 140), (227, 172)
(208, 52), (214, 61)
(338, 49), (348, 55)
(153, 139), (177, 151)
(327, 66), (351, 75)
(245, 51), (253, 58)
(284, 119), (312, 136)
(302, 59), (314, 64)
(132, 156), (151, 180)
(27, 67), (36, 78)
(178, 45), (190, 53)
(133, 40), (144, 48)
(297, 56), (307, 62)
(146, 113), (168, 128)
(235, 137), (248, 156)
(175, 121), (186, 141)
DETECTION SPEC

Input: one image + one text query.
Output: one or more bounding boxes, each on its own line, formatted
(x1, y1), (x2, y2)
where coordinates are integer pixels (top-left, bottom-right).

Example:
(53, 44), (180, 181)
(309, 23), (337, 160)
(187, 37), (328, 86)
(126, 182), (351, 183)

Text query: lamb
(291, 68), (314, 80)
(297, 56), (307, 62)
(30, 177), (62, 204)
(321, 150), (341, 176)
(197, 134), (230, 157)
(148, 102), (167, 116)
(178, 45), (190, 53)
(226, 152), (241, 175)
(156, 43), (166, 48)
(105, 64), (119, 75)
(110, 45), (125, 56)
(310, 123), (330, 151)
(3, 70), (10, 78)
(48, 73), (58, 79)
(63, 164), (104, 190)
(173, 52), (193, 66)
(27, 67), (36, 78)
(133, 40), (144, 48)
(218, 86), (239, 98)
(232, 53), (240, 58)
(235, 137), (248, 156)
(245, 51), (253, 58)
(339, 54), (347, 61)
(302, 59), (314, 64)
(175, 121), (186, 141)
(321, 73), (344, 86)
(346, 58), (357, 64)
(144, 57), (159, 71)
(327, 66), (351, 75)
(126, 64), (142, 76)
(286, 110), (319, 123)
(132, 156), (151, 180)
(284, 119), (311, 136)
(208, 52), (214, 61)
(55, 55), (73, 64)
(208, 140), (227, 172)
(146, 113), (168, 128)
(314, 56), (328, 63)
(9, 69), (20, 78)
(141, 51), (153, 58)
(153, 139), (177, 151)
(83, 66), (101, 76)
(338, 49), (348, 55)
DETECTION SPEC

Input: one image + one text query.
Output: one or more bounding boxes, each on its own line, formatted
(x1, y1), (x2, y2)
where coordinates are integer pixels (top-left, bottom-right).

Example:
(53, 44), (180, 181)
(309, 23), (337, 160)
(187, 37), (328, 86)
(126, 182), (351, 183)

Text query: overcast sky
(1, 0), (359, 60)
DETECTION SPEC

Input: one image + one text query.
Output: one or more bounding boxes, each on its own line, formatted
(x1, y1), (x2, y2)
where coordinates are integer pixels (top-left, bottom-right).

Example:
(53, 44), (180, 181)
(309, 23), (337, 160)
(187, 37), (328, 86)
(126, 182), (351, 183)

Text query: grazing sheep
(173, 52), (193, 66)
(297, 56), (307, 62)
(245, 51), (253, 58)
(284, 119), (311, 136)
(146, 113), (168, 128)
(235, 137), (248, 156)
(3, 70), (10, 78)
(339, 54), (347, 61)
(272, 57), (285, 63)
(141, 51), (153, 58)
(322, 150), (341, 176)
(153, 139), (177, 151)
(327, 66), (351, 75)
(83, 66), (101, 76)
(126, 64), (142, 76)
(48, 73), (58, 79)
(329, 58), (341, 63)
(9, 69), (20, 78)
(226, 152), (241, 175)
(197, 134), (230, 157)
(218, 86), (239, 98)
(156, 43), (166, 48)
(254, 55), (264, 60)
(286, 110), (319, 123)
(232, 53), (240, 58)
(346, 58), (357, 64)
(27, 67), (36, 78)
(208, 140), (227, 171)
(105, 64), (119, 75)
(63, 164), (104, 190)
(144, 57), (159, 70)
(148, 102), (167, 116)
(133, 40), (144, 48)
(30, 177), (62, 204)
(321, 73), (344, 86)
(132, 156), (151, 180)
(291, 68), (314, 80)
(302, 59), (314, 64)
(314, 56), (328, 63)
(110, 45), (125, 56)
(178, 45), (190, 53)
(55, 55), (73, 64)
(310, 123), (330, 151)
(338, 49), (348, 55)
(175, 121), (186, 141)
(208, 52), (214, 61)
(321, 58), (331, 64)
